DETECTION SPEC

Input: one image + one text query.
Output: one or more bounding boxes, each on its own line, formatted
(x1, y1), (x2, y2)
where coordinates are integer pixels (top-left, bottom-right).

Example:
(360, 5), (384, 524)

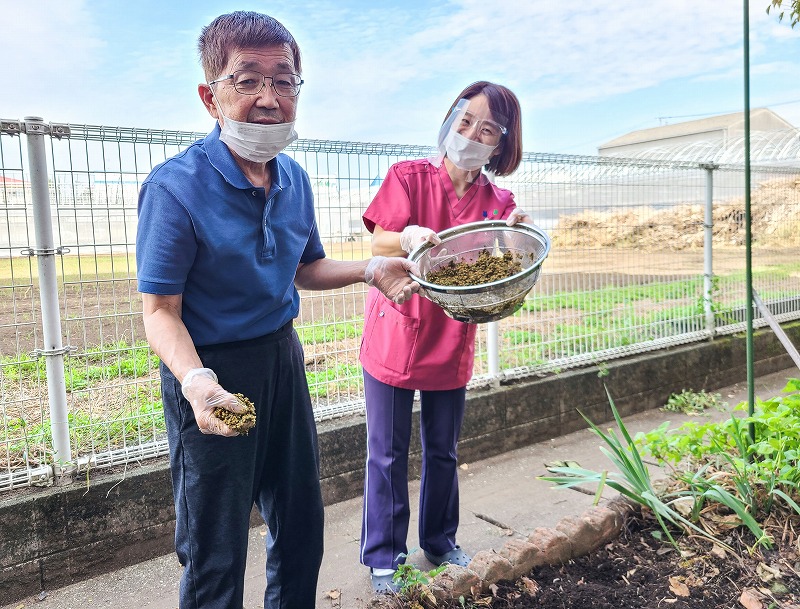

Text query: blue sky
(3, 0), (799, 155)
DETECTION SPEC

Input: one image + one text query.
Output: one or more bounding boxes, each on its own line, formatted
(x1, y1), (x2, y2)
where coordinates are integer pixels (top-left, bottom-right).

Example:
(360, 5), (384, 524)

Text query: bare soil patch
(2, 246), (787, 357)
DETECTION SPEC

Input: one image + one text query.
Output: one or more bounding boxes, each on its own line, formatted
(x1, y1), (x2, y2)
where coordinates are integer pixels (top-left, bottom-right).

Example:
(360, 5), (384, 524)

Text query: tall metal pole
(485, 172), (501, 384)
(743, 2), (755, 441)
(24, 116), (72, 466)
(700, 163), (719, 337)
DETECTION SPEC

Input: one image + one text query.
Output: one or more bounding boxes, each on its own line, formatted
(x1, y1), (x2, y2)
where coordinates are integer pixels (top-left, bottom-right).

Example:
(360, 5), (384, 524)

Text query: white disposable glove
(365, 256), (421, 304)
(505, 208), (533, 226)
(181, 367), (245, 436)
(399, 225), (442, 254)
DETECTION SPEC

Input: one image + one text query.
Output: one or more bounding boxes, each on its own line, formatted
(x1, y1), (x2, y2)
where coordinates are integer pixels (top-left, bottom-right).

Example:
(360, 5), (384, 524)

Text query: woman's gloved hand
(399, 225), (442, 254)
(365, 256), (421, 304)
(505, 208), (533, 226)
(181, 367), (245, 436)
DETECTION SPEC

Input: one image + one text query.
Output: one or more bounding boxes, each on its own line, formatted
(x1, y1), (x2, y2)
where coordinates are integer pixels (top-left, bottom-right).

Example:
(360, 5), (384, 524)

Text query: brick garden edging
(376, 496), (638, 604)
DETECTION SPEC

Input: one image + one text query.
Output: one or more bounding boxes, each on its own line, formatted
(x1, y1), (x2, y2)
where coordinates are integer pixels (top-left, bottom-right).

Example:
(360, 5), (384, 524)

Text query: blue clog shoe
(370, 568), (400, 594)
(423, 545), (471, 567)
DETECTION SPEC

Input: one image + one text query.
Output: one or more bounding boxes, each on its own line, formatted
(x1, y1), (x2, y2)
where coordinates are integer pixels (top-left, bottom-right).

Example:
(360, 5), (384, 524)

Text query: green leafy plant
(64, 342), (160, 390)
(696, 275), (737, 326)
(539, 387), (728, 549)
(1, 393), (165, 468)
(392, 560), (447, 601)
(538, 387), (776, 551)
(663, 389), (726, 416)
(636, 379), (800, 529)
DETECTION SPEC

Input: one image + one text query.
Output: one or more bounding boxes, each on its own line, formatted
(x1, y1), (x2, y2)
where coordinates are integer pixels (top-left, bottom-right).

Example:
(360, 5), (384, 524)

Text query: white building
(598, 108), (800, 165)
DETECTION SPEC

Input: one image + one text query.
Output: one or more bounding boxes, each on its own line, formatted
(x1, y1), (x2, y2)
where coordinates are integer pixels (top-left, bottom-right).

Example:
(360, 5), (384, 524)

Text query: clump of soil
(213, 393), (257, 435)
(426, 250), (522, 286)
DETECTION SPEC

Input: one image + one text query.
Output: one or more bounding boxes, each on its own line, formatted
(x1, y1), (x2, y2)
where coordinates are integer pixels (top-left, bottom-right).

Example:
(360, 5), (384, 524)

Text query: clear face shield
(433, 98), (508, 184)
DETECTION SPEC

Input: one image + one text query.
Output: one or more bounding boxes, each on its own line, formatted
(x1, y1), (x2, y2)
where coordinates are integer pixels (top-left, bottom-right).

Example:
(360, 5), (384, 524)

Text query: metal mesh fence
(1, 118), (799, 491)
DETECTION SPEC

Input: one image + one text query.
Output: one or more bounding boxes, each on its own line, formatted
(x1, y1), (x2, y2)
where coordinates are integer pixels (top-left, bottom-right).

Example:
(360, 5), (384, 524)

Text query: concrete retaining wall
(2, 323), (799, 603)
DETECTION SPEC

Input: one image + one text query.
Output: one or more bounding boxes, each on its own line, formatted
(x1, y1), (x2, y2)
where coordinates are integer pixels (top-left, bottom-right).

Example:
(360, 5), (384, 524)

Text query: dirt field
(1, 244), (798, 359)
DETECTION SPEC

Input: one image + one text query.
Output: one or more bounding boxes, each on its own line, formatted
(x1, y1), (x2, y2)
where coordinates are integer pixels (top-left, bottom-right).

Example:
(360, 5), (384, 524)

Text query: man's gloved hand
(505, 208), (533, 226)
(365, 256), (421, 304)
(181, 367), (244, 436)
(399, 225), (442, 254)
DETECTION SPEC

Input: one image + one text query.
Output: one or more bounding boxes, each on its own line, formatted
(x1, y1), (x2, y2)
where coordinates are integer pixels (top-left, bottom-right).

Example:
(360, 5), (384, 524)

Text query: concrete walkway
(4, 368), (796, 609)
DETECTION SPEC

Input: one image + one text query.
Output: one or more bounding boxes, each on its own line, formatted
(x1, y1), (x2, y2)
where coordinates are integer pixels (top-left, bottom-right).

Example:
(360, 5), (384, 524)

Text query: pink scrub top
(360, 159), (517, 391)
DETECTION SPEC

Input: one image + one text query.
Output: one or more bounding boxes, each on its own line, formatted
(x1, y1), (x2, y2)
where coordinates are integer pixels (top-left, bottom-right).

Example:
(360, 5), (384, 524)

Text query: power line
(657, 98), (800, 123)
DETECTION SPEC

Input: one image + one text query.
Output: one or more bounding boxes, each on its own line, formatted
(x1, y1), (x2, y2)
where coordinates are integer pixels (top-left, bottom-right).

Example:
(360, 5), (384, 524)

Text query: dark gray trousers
(161, 323), (324, 609)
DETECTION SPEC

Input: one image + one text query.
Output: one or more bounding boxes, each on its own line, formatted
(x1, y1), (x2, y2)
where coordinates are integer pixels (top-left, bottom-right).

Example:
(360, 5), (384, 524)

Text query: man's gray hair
(198, 11), (302, 81)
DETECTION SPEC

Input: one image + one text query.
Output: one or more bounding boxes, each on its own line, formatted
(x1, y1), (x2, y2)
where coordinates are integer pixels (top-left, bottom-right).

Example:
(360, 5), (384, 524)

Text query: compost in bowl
(408, 220), (551, 323)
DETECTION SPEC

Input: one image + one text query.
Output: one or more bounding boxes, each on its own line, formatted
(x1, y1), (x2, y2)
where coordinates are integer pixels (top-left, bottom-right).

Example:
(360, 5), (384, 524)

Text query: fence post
(485, 172), (501, 385)
(700, 162), (719, 337)
(23, 116), (72, 469)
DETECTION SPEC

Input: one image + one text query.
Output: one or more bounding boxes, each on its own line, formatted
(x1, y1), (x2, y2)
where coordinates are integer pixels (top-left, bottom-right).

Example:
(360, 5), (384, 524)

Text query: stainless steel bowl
(408, 220), (551, 323)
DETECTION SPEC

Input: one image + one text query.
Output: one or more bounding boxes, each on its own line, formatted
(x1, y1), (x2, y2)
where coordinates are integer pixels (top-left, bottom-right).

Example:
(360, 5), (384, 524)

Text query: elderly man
(136, 11), (419, 609)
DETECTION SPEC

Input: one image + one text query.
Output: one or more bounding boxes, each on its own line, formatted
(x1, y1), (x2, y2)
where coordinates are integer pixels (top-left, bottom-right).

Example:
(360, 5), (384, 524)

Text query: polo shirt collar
(204, 123), (292, 192)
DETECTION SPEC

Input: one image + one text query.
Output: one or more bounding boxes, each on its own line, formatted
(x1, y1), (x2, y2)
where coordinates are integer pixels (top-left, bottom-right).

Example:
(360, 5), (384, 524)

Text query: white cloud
(291, 0), (790, 143)
(2, 0), (797, 151)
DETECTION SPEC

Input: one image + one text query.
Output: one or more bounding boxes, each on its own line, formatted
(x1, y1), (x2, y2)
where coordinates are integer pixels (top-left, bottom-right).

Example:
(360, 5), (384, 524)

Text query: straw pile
(552, 178), (800, 250)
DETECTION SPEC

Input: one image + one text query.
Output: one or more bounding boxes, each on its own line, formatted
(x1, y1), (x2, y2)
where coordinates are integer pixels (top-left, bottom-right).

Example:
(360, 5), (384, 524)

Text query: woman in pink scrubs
(359, 81), (531, 593)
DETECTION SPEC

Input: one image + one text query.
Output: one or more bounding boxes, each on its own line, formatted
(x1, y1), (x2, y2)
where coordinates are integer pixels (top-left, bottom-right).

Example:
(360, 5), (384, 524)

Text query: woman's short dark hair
(198, 11), (302, 82)
(444, 81), (523, 176)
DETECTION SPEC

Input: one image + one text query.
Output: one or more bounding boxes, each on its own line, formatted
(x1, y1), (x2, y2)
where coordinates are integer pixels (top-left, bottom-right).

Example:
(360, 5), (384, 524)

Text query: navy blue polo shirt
(136, 124), (325, 346)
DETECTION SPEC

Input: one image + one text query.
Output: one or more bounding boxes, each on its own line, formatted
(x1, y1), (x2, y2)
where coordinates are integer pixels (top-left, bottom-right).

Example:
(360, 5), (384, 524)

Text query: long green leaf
(702, 485), (771, 548)
(606, 386), (651, 482)
(579, 410), (651, 494)
(771, 488), (800, 517)
(593, 470), (608, 506)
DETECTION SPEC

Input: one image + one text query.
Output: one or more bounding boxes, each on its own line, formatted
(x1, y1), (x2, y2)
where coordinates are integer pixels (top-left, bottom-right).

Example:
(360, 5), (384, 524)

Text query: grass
(296, 320), (361, 344)
(3, 396), (166, 467)
(0, 253), (136, 284)
(1, 340), (164, 467)
(1, 340), (158, 388)
(522, 278), (705, 313)
(306, 363), (363, 399)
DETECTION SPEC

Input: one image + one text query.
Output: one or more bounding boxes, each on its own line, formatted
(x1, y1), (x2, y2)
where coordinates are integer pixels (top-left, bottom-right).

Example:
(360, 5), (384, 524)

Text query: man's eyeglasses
(209, 70), (304, 97)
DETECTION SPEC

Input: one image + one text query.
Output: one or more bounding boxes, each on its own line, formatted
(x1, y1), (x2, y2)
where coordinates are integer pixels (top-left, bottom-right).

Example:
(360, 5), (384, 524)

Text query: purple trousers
(360, 369), (466, 570)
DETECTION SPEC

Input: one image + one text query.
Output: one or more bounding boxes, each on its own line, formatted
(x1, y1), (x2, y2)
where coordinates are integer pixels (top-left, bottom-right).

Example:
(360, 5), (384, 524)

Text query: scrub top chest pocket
(361, 298), (421, 376)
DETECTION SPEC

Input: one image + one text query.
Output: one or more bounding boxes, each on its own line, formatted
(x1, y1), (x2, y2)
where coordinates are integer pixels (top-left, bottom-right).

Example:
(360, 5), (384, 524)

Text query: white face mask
(213, 98), (298, 163)
(440, 129), (497, 171)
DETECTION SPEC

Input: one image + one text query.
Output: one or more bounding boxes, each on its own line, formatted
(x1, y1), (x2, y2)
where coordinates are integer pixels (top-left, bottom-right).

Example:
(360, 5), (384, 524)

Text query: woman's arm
(372, 224), (441, 257)
(371, 225), (405, 257)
